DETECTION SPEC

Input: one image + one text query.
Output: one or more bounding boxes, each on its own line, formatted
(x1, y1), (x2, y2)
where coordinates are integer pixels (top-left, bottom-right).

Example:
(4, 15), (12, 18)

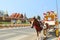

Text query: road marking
(5, 35), (28, 40)
(0, 33), (16, 38)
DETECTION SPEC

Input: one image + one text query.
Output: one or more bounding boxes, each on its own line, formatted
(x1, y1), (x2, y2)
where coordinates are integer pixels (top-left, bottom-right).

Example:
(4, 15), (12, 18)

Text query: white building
(0, 10), (8, 17)
(0, 10), (4, 17)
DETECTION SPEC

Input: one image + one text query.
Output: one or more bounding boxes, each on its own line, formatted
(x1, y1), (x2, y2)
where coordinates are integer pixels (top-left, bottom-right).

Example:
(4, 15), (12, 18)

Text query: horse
(43, 23), (50, 37)
(31, 17), (43, 40)
(31, 17), (50, 40)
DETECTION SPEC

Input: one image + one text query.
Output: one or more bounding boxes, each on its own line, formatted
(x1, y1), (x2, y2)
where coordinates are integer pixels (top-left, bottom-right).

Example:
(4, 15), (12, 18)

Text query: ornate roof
(10, 13), (23, 19)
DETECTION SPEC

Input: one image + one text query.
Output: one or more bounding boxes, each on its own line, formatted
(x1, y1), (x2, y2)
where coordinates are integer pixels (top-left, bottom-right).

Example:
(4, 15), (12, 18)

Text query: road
(0, 26), (60, 40)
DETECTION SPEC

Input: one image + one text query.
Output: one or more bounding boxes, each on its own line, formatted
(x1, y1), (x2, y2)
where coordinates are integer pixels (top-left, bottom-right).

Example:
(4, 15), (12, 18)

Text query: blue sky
(0, 0), (60, 20)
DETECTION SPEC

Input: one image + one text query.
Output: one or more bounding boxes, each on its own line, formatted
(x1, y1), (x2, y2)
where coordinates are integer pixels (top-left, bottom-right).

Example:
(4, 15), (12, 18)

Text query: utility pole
(55, 0), (59, 37)
(56, 0), (58, 15)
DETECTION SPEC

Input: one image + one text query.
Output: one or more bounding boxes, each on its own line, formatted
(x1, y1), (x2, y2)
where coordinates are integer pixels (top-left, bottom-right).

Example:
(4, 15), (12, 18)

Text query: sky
(0, 0), (60, 20)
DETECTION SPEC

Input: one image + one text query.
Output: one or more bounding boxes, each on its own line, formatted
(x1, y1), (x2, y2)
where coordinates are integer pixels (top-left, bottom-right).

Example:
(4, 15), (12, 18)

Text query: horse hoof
(43, 37), (47, 40)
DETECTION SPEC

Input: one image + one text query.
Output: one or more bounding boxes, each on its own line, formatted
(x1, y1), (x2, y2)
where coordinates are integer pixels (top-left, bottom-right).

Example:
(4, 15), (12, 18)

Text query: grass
(22, 22), (30, 24)
(0, 22), (11, 24)
(0, 21), (30, 24)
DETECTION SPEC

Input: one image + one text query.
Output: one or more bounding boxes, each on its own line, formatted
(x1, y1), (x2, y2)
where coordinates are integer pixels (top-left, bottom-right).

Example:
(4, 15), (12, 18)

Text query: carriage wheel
(55, 28), (59, 37)
(43, 30), (47, 36)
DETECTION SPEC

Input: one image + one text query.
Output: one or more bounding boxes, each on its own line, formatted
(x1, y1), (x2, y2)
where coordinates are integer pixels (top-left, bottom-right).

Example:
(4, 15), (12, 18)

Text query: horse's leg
(39, 30), (44, 40)
(37, 31), (42, 40)
(39, 32), (41, 40)
(36, 31), (39, 40)
(37, 31), (39, 37)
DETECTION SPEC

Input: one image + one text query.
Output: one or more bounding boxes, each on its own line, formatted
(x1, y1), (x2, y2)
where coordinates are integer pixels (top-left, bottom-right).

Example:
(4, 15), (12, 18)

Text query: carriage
(43, 11), (59, 37)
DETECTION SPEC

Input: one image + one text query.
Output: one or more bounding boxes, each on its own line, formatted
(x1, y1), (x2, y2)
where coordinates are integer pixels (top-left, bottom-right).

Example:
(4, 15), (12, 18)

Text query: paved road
(0, 27), (60, 40)
(0, 27), (37, 40)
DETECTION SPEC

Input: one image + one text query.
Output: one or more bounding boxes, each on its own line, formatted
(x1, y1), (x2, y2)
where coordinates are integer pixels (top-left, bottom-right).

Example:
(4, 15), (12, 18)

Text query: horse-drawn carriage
(43, 11), (59, 37)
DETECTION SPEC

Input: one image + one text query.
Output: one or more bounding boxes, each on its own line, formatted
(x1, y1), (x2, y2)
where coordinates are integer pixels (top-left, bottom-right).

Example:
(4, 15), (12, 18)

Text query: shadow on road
(43, 31), (60, 40)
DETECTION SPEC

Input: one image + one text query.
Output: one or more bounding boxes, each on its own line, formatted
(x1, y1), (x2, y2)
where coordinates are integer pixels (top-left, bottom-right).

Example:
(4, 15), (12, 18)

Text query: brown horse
(31, 17), (43, 39)
(31, 17), (50, 40)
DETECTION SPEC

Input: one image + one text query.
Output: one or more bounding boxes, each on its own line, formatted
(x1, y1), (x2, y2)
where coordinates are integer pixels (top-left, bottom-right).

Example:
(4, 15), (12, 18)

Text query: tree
(37, 15), (41, 20)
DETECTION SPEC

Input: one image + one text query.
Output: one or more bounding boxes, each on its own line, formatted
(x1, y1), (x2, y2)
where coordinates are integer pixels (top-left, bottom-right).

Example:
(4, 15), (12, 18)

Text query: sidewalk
(0, 27), (29, 30)
(0, 27), (22, 30)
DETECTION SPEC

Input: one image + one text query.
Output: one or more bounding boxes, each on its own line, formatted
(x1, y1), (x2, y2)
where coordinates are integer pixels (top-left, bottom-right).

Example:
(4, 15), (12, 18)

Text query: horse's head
(31, 17), (38, 28)
(29, 17), (35, 24)
(31, 17), (37, 24)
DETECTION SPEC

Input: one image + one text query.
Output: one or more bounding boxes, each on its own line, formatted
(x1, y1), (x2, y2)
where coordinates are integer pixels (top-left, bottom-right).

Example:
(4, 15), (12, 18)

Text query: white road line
(0, 33), (16, 38)
(5, 35), (28, 40)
